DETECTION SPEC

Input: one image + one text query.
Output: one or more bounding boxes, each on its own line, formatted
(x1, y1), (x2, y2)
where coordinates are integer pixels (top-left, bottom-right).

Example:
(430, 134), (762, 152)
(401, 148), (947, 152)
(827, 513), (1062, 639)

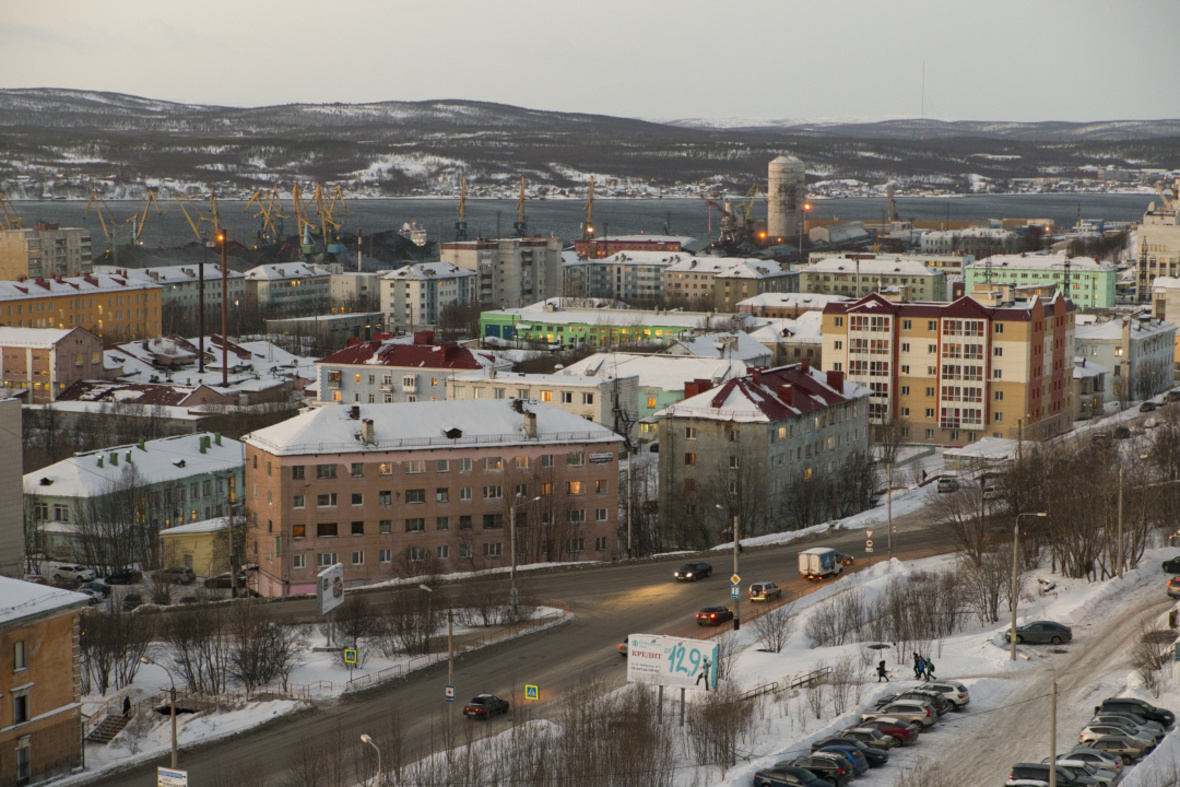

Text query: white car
(76, 587), (104, 605)
(1080, 724), (1155, 750)
(925, 679), (971, 709)
(54, 565), (96, 583)
(861, 700), (937, 729)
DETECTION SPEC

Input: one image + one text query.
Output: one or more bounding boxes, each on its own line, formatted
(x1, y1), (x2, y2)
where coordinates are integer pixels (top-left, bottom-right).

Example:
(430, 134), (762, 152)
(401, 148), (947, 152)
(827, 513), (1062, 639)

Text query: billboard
(625, 634), (719, 691)
(316, 563), (345, 615)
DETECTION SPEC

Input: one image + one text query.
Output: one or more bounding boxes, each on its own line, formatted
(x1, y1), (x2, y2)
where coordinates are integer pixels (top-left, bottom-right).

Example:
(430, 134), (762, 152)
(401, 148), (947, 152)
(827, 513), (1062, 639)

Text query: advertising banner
(624, 634), (719, 691)
(317, 563), (345, 615)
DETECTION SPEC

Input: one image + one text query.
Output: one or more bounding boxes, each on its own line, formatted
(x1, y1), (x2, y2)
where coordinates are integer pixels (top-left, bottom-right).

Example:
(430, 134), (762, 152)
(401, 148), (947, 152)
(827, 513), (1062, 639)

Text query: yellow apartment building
(0, 273), (162, 341)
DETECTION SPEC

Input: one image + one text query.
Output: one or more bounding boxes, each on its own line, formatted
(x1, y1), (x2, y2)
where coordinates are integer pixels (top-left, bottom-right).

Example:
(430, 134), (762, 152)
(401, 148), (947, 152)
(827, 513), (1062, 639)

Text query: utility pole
(220, 228), (228, 387)
(1049, 675), (1057, 787)
(447, 608), (454, 744)
(1117, 467), (1124, 578)
(732, 514), (741, 631)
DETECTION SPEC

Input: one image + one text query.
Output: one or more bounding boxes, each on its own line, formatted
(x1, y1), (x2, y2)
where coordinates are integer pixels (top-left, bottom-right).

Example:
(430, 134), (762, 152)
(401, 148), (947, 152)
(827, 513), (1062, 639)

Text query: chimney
(489, 366), (497, 379)
(414, 330), (435, 345)
(801, 357), (810, 374)
(752, 368), (762, 386)
(111, 451), (119, 466)
(361, 418), (375, 445)
(350, 405), (361, 420)
(524, 411), (538, 438)
(778, 384), (794, 407)
(827, 369), (844, 393)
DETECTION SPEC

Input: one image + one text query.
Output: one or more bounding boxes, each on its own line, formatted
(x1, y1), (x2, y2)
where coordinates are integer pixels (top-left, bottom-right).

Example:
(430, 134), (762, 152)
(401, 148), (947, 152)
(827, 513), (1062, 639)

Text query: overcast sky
(4, 0), (1178, 123)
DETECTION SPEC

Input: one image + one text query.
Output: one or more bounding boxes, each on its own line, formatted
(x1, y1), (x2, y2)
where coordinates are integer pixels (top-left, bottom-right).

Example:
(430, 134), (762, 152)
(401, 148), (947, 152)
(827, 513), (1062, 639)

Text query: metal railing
(789, 667), (832, 690)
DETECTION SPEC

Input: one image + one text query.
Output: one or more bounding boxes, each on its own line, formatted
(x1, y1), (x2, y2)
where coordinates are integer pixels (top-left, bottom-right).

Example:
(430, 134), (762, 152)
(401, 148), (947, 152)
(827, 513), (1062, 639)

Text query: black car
(674, 561), (712, 581)
(1097, 697), (1175, 728)
(204, 571), (247, 588)
(1163, 556), (1180, 575)
(695, 606), (733, 626)
(1006, 620), (1072, 645)
(811, 736), (889, 767)
(104, 569), (142, 585)
(1009, 762), (1098, 786)
(1140, 401), (1158, 413)
(790, 755), (853, 786)
(1114, 426), (1132, 440)
(752, 765), (832, 787)
(79, 581), (112, 598)
(463, 694), (509, 720)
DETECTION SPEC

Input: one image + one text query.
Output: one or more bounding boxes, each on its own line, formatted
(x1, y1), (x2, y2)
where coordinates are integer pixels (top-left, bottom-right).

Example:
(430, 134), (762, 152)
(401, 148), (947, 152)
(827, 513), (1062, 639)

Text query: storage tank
(767, 154), (806, 241)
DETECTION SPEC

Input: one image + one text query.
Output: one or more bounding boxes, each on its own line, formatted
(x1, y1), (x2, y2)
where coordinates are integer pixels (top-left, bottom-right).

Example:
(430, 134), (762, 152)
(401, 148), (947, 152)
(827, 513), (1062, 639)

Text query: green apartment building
(965, 253), (1116, 309)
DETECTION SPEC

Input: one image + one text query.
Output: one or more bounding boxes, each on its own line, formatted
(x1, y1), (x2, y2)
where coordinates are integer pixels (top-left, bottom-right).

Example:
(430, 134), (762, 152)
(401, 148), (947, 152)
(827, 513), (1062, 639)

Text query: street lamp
(1010, 512), (1048, 661)
(510, 494), (541, 619)
(716, 504), (741, 631)
(421, 583), (457, 741)
(360, 733), (382, 786)
(799, 202), (812, 264)
(140, 656), (178, 769)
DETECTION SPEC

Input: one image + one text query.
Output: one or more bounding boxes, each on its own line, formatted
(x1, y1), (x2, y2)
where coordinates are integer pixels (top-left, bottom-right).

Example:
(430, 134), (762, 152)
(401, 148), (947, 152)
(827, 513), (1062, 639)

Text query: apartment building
(380, 262), (477, 328)
(1075, 314), (1176, 403)
(561, 251), (679, 303)
(0, 326), (111, 403)
(0, 398), (21, 578)
(243, 400), (623, 597)
(822, 291), (1076, 445)
(572, 234), (693, 259)
(0, 223), (92, 281)
(663, 256), (793, 308)
(440, 237), (562, 308)
(965, 253), (1117, 310)
(713, 261), (797, 311)
(329, 272), (383, 311)
(0, 273), (162, 341)
(0, 579), (87, 785)
(243, 262), (330, 315)
(920, 227), (1018, 257)
(737, 292), (850, 318)
(93, 263), (246, 314)
(315, 331), (510, 404)
(801, 255), (948, 302)
(1135, 199), (1180, 301)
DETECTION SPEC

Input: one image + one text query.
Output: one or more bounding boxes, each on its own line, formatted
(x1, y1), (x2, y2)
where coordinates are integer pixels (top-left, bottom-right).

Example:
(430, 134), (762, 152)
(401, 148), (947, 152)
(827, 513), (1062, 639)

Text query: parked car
(674, 561), (712, 581)
(1044, 756), (1119, 787)
(77, 587), (104, 605)
(752, 765), (832, 787)
(1006, 620), (1072, 645)
(1082, 736), (1147, 765)
(1140, 401), (1158, 413)
(1079, 724), (1155, 750)
(812, 746), (868, 776)
(854, 717), (920, 745)
(789, 755), (853, 786)
(1093, 711), (1165, 736)
(121, 592), (143, 612)
(462, 694), (509, 719)
(1089, 715), (1163, 742)
(1064, 748), (1124, 778)
(748, 582), (782, 602)
(1096, 697), (1175, 728)
(1008, 762), (1098, 786)
(1114, 426), (1132, 440)
(862, 700), (937, 729)
(812, 736), (888, 767)
(1169, 389), (1180, 403)
(832, 551), (855, 567)
(925, 680), (971, 709)
(840, 726), (899, 749)
(695, 606), (733, 626)
(937, 477), (959, 493)
(54, 565), (96, 584)
(204, 571), (247, 589)
(875, 688), (953, 716)
(161, 567), (196, 585)
(79, 581), (112, 598)
(104, 569), (142, 585)
(1163, 556), (1180, 574)
(1168, 577), (1180, 598)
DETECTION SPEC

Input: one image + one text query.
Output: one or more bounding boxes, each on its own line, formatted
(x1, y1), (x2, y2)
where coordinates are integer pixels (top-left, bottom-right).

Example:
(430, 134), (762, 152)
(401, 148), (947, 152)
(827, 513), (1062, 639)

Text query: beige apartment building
(440, 237), (563, 308)
(802, 255), (948, 302)
(1135, 199), (1180, 301)
(0, 223), (92, 281)
(0, 326), (111, 403)
(822, 291), (1075, 445)
(244, 400), (623, 597)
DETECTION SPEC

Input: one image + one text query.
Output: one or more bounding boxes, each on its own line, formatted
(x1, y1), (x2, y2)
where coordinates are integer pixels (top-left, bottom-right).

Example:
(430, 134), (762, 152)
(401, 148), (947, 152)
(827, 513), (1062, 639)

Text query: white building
(748, 311), (825, 367)
(381, 262), (477, 328)
(660, 331), (772, 365)
(1135, 200), (1180, 301)
(244, 262), (331, 314)
(440, 237), (563, 308)
(329, 272), (383, 311)
(1075, 314), (1177, 403)
(94, 263), (246, 313)
(920, 227), (1017, 256)
(801, 254), (948, 301)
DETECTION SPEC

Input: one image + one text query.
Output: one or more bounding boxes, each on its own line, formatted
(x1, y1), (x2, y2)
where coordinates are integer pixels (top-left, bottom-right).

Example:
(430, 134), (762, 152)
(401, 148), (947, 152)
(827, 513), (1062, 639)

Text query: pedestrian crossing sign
(525, 684), (539, 700)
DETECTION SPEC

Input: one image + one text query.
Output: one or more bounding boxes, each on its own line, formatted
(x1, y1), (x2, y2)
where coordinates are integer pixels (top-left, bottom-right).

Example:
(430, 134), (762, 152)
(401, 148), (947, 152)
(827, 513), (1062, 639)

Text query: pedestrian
(922, 469), (928, 482)
(912, 652), (921, 679)
(924, 658), (936, 681)
(917, 656), (926, 681)
(876, 659), (889, 682)
(122, 695), (131, 717)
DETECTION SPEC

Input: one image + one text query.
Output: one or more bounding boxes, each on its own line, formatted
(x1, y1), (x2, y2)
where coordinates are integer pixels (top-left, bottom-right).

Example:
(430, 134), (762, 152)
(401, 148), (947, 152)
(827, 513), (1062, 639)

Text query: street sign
(343, 648), (357, 665)
(445, 684), (456, 702)
(524, 684), (539, 700)
(625, 634), (719, 691)
(866, 530), (873, 539)
(158, 767), (189, 787)
(865, 539), (874, 553)
(730, 574), (741, 586)
(730, 585), (740, 599)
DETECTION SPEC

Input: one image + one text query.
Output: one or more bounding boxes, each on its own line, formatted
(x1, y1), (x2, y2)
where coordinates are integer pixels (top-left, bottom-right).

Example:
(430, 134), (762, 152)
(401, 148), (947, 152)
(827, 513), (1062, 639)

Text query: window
(561, 391), (573, 404)
(596, 508), (608, 522)
(437, 545), (449, 559)
(292, 466), (305, 480)
(378, 519), (392, 534)
(317, 493), (337, 507)
(317, 522), (338, 538)
(900, 386), (910, 396)
(293, 524), (306, 539)
(406, 489), (426, 504)
(994, 323), (1004, 334)
(317, 552), (338, 568)
(459, 515), (472, 530)
(646, 396), (657, 409)
(902, 319), (912, 330)
(483, 485), (503, 499)
(436, 488), (449, 503)
(293, 494), (305, 509)
(405, 518), (426, 533)
(483, 542), (503, 557)
(541, 454), (554, 468)
(567, 509), (586, 523)
(566, 451), (585, 467)
(993, 346), (1003, 357)
(684, 453), (696, 466)
(14, 640), (26, 670)
(515, 455), (529, 470)
(596, 479), (608, 494)
(351, 492), (364, 506)
(379, 549), (392, 563)
(407, 546), (426, 562)
(596, 536), (608, 551)
(729, 456), (740, 469)
(436, 516), (449, 531)
(378, 462), (393, 476)
(994, 412), (1004, 422)
(351, 551), (364, 565)
(540, 390), (552, 402)
(685, 426), (697, 439)
(436, 459), (450, 473)
(567, 481), (584, 495)
(14, 690), (29, 723)
(377, 490), (391, 506)
(460, 486), (472, 501)
(293, 554), (305, 569)
(347, 520), (362, 536)
(540, 482), (553, 496)
(566, 538), (585, 553)
(483, 513), (504, 529)
(316, 464), (337, 479)
(460, 458), (472, 472)
(995, 391), (1004, 401)
(459, 544), (473, 559)
(406, 460), (425, 474)
(993, 369), (1002, 379)
(484, 456), (503, 471)
(582, 392), (594, 405)
(351, 463), (364, 477)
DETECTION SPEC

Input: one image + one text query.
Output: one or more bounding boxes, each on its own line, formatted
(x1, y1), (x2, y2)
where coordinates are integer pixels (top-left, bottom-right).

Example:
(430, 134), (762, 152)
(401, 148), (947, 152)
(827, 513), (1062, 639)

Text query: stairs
(86, 713), (130, 744)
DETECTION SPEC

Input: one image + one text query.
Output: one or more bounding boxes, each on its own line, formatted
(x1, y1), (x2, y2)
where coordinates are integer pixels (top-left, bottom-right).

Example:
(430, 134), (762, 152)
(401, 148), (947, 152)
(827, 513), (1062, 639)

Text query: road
(90, 503), (957, 786)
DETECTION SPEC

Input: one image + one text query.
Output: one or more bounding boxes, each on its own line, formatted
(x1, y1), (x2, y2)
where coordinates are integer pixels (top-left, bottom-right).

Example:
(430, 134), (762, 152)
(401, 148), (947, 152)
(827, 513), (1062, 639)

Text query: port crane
(1154, 180), (1175, 211)
(84, 192), (121, 253)
(243, 187), (287, 245)
(454, 176), (468, 241)
(582, 177), (595, 240)
(512, 176), (527, 237)
(126, 190), (166, 245)
(0, 192), (24, 230)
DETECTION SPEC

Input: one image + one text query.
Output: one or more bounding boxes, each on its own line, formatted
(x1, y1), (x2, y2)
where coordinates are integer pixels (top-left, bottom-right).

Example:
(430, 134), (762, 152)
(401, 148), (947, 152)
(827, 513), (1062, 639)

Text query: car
(161, 567), (196, 585)
(1168, 577), (1180, 598)
(1043, 757), (1119, 787)
(1093, 711), (1165, 736)
(1163, 556), (1180, 575)
(1090, 715), (1163, 741)
(104, 569), (142, 585)
(752, 764), (832, 787)
(862, 700), (937, 729)
(79, 581), (112, 598)
(937, 477), (959, 493)
(54, 565), (96, 584)
(1064, 747), (1124, 777)
(925, 680), (971, 709)
(812, 746), (868, 776)
(1083, 735), (1147, 765)
(1140, 401), (1158, 413)
(789, 755), (853, 786)
(832, 551), (855, 567)
(618, 637), (628, 657)
(855, 717), (920, 745)
(1006, 620), (1072, 645)
(695, 606), (733, 626)
(875, 688), (953, 716)
(77, 587), (104, 605)
(840, 726), (899, 749)
(748, 581), (782, 601)
(1079, 724), (1155, 750)
(812, 736), (888, 767)
(1007, 762), (1098, 786)
(674, 562), (712, 581)
(1114, 426), (1132, 440)
(121, 592), (143, 612)
(1169, 389), (1180, 403)
(463, 694), (509, 720)
(204, 571), (247, 589)
(1096, 697), (1175, 728)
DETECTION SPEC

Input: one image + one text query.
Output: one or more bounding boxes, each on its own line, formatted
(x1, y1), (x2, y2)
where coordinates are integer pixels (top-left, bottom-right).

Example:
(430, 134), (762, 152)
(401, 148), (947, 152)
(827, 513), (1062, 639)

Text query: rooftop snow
(244, 263), (330, 281)
(805, 256), (941, 276)
(381, 262), (475, 281)
(0, 326), (77, 347)
(0, 576), (89, 626)
(559, 352), (748, 392)
(966, 253), (1114, 272)
(655, 364), (869, 423)
(0, 273), (160, 303)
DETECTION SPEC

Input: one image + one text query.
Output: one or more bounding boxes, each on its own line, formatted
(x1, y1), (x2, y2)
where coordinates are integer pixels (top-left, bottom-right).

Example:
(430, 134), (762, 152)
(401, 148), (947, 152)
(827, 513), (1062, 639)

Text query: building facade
(93, 264), (246, 314)
(737, 292), (850, 318)
(1075, 314), (1177, 403)
(0, 327), (110, 403)
(822, 292), (1076, 445)
(0, 274), (162, 341)
(0, 580), (87, 785)
(0, 398), (21, 577)
(380, 262), (477, 329)
(572, 234), (692, 260)
(243, 263), (331, 315)
(561, 251), (678, 303)
(1135, 201), (1180, 302)
(329, 272), (383, 312)
(801, 255), (948, 302)
(243, 400), (623, 597)
(965, 253), (1117, 310)
(440, 237), (563, 308)
(0, 223), (92, 281)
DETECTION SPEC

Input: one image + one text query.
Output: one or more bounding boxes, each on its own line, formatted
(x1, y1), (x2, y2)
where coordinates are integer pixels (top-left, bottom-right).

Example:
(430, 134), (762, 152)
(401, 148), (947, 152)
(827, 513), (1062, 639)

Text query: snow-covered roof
(923, 227), (1013, 239)
(492, 300), (753, 331)
(0, 326), (77, 348)
(93, 264), (244, 282)
(25, 432), (244, 498)
(663, 331), (770, 361)
(714, 260), (791, 280)
(0, 576), (89, 627)
(595, 234), (694, 243)
(105, 335), (318, 389)
(748, 312), (824, 345)
(737, 292), (851, 310)
(806, 256), (940, 276)
(1075, 316), (1177, 342)
(665, 256), (771, 275)
(559, 352), (748, 392)
(318, 337), (506, 371)
(1073, 357), (1110, 379)
(160, 517), (229, 536)
(450, 370), (623, 388)
(1152, 276), (1180, 290)
(565, 250), (691, 268)
(967, 253), (1114, 273)
(0, 273), (160, 303)
(244, 400), (622, 457)
(244, 263), (330, 281)
(381, 262), (475, 281)
(944, 437), (1030, 463)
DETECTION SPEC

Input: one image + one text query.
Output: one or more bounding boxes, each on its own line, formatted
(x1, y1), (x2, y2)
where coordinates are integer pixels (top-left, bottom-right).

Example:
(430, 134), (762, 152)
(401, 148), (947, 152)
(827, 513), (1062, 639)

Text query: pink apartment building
(244, 399), (623, 597)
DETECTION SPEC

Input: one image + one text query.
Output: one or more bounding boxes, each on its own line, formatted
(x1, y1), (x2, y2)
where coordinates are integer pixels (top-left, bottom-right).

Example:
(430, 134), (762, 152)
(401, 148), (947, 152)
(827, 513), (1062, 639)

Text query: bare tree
(753, 606), (795, 653)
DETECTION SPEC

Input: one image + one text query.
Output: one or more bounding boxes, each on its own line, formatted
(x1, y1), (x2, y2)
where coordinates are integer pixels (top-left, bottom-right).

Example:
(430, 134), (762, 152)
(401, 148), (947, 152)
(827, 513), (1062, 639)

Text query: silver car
(862, 700), (937, 729)
(1079, 724), (1155, 750)
(1047, 757), (1120, 786)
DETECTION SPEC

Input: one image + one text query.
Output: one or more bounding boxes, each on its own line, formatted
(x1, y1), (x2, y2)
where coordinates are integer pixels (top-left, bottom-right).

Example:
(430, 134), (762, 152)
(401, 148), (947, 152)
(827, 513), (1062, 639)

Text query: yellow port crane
(1154, 181), (1175, 211)
(0, 192), (24, 230)
(126, 190), (166, 245)
(512, 176), (527, 237)
(582, 177), (595, 240)
(454, 176), (469, 241)
(160, 195), (218, 245)
(84, 192), (120, 250)
(243, 187), (287, 245)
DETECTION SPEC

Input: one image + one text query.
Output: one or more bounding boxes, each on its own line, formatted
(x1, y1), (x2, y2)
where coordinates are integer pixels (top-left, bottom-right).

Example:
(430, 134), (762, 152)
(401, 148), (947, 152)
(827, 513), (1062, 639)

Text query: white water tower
(767, 154), (806, 240)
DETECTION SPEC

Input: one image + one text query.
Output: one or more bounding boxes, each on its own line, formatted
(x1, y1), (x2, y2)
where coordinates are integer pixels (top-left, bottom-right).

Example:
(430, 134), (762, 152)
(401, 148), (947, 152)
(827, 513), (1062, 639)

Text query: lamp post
(360, 733), (382, 786)
(140, 656), (178, 769)
(716, 504), (741, 631)
(799, 202), (811, 264)
(510, 494), (541, 619)
(1010, 512), (1048, 660)
(421, 583), (456, 742)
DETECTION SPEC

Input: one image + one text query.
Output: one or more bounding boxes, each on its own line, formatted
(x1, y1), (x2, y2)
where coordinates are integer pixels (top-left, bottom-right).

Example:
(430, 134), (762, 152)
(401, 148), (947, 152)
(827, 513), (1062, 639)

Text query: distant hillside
(1, 88), (1177, 201)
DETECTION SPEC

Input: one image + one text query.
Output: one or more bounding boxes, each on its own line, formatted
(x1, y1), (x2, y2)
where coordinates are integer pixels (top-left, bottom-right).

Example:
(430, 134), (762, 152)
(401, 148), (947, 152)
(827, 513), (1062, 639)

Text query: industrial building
(767, 155), (807, 241)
